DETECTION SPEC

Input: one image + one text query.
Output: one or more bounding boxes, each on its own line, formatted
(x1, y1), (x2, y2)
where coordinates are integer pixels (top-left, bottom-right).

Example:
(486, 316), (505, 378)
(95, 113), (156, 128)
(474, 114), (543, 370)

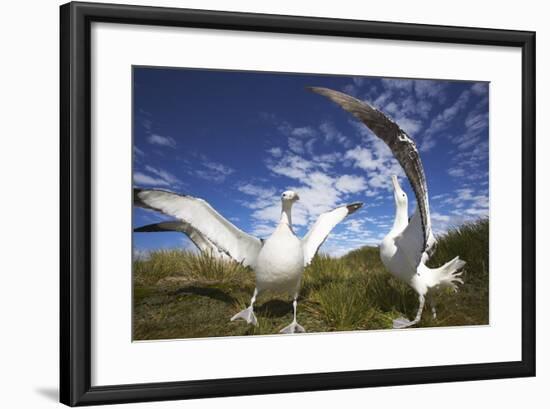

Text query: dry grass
(133, 219), (489, 340)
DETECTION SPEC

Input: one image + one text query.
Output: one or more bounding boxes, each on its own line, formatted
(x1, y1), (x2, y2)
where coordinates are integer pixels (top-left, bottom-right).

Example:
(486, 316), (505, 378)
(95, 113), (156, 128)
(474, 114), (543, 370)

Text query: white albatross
(309, 86), (465, 328)
(134, 188), (363, 333)
(382, 175), (465, 328)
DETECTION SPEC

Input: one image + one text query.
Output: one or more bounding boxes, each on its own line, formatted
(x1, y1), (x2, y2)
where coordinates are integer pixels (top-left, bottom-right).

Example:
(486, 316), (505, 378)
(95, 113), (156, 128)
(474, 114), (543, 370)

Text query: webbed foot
(279, 321), (305, 334)
(393, 317), (416, 329)
(230, 306), (258, 326)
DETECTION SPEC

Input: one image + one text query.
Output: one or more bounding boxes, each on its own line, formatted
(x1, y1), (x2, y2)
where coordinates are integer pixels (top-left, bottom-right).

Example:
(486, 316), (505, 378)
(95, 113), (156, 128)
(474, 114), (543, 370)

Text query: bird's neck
(390, 203), (408, 237)
(279, 202), (293, 227)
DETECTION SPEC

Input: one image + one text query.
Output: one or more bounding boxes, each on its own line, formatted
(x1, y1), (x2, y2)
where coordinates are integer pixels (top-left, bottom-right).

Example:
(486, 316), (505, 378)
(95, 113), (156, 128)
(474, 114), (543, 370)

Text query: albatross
(309, 86), (465, 328)
(383, 175), (465, 328)
(134, 221), (230, 261)
(134, 188), (363, 333)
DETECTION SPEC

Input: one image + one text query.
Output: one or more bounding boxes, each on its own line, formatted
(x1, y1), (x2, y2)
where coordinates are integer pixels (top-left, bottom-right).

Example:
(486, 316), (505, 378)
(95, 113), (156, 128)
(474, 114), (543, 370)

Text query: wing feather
(134, 188), (262, 266)
(134, 221), (231, 259)
(302, 203), (362, 266)
(309, 87), (432, 260)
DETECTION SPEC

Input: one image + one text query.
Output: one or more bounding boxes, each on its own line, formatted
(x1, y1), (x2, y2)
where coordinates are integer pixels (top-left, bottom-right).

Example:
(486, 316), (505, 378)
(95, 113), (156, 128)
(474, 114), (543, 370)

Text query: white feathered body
(381, 227), (465, 296)
(254, 223), (304, 295)
(380, 236), (416, 283)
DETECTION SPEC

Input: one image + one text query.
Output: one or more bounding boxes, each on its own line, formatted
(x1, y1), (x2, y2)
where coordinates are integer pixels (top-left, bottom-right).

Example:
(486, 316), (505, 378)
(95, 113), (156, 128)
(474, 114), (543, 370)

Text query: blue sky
(133, 67), (489, 257)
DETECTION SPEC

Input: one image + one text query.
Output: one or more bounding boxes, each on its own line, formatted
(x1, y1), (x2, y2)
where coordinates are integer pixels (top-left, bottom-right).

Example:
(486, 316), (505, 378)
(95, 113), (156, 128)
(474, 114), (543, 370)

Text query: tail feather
(419, 256), (466, 292)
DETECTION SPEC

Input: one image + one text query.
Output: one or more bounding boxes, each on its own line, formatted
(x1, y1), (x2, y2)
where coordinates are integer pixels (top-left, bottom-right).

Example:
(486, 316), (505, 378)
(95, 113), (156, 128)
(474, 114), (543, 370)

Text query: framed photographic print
(60, 1), (536, 406)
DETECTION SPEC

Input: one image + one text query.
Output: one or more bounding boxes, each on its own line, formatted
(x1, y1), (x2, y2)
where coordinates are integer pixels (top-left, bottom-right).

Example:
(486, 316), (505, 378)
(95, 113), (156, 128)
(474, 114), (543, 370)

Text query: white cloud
(345, 146), (378, 171)
(385, 101), (398, 113)
(319, 122), (351, 147)
(465, 207), (489, 217)
(267, 152), (314, 180)
(147, 134), (177, 148)
(373, 91), (393, 108)
(435, 90), (470, 126)
(277, 122), (316, 139)
(465, 111), (488, 132)
(342, 83), (358, 96)
(394, 116), (422, 136)
(134, 165), (183, 188)
(203, 161), (233, 176)
(335, 174), (368, 193)
(431, 193), (450, 201)
(238, 183), (277, 210)
(192, 157), (235, 183)
(414, 80), (448, 103)
(416, 100), (433, 118)
(304, 138), (317, 155)
(133, 172), (170, 187)
(471, 82), (488, 96)
(352, 77), (365, 87)
(144, 165), (180, 186)
(238, 183), (276, 197)
(288, 137), (305, 154)
(421, 90), (471, 151)
(447, 107), (489, 151)
(291, 126), (316, 137)
(419, 135), (436, 152)
(381, 78), (414, 92)
(343, 219), (364, 233)
(268, 147), (282, 157)
(448, 167), (465, 177)
(431, 212), (451, 223)
(344, 143), (403, 191)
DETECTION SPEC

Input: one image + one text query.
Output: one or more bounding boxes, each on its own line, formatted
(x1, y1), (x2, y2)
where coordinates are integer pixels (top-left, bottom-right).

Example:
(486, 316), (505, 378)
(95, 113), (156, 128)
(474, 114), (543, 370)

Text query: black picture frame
(60, 1), (536, 406)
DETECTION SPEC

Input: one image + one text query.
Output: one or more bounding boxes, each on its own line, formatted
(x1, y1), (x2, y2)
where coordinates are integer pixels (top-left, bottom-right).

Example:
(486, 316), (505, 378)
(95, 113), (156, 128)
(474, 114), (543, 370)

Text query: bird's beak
(294, 194), (300, 201)
(391, 175), (401, 193)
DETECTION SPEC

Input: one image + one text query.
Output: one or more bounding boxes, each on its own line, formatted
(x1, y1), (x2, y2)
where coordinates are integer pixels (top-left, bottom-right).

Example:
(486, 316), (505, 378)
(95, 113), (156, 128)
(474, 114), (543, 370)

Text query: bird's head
(392, 175), (408, 209)
(281, 190), (300, 204)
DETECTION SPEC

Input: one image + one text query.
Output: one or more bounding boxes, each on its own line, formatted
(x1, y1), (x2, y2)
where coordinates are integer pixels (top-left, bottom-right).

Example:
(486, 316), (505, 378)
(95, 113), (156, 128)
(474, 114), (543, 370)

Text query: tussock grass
(133, 219), (489, 339)
(134, 250), (253, 286)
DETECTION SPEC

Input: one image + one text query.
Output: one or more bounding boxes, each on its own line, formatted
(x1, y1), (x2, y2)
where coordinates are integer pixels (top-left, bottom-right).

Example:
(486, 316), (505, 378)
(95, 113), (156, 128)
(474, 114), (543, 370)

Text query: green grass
(133, 219), (489, 340)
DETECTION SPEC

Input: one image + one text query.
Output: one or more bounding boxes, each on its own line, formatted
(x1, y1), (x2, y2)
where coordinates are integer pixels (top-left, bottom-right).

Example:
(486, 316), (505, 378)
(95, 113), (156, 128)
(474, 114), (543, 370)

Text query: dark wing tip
(346, 202), (363, 215)
(134, 224), (153, 232)
(134, 222), (167, 233)
(134, 188), (143, 205)
(307, 86), (342, 98)
(306, 86), (326, 93)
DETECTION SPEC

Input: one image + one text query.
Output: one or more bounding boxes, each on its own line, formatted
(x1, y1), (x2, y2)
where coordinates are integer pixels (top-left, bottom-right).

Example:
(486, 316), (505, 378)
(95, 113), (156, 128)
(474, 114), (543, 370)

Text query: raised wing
(302, 203), (363, 266)
(134, 188), (262, 267)
(134, 221), (231, 260)
(309, 87), (432, 257)
(395, 207), (428, 270)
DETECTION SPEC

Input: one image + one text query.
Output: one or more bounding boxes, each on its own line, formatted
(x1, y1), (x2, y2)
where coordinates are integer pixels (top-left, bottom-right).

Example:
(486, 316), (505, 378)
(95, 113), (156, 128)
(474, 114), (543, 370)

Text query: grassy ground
(133, 219), (489, 340)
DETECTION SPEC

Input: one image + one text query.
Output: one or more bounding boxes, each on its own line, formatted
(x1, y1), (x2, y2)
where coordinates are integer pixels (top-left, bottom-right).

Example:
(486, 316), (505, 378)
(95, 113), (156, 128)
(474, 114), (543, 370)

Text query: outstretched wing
(302, 203), (363, 266)
(309, 87), (432, 259)
(395, 207), (435, 269)
(134, 221), (231, 260)
(134, 188), (262, 267)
